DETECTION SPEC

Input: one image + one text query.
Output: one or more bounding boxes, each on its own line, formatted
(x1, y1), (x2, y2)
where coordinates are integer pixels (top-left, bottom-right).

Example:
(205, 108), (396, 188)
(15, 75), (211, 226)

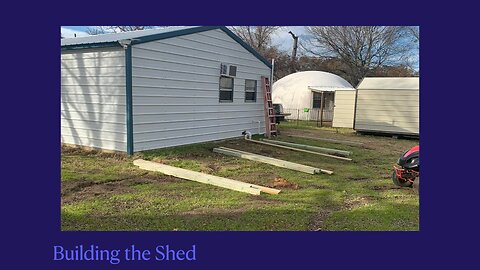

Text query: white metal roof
(272, 71), (354, 110)
(357, 77), (419, 90)
(273, 71), (355, 92)
(308, 86), (353, 92)
(61, 26), (197, 46)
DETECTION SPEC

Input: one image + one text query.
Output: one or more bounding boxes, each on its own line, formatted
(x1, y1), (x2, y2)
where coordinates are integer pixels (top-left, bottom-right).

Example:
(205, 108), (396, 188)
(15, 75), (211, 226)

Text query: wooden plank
(262, 139), (351, 157)
(133, 159), (281, 195)
(246, 139), (352, 161)
(213, 147), (333, 175)
(286, 135), (364, 147)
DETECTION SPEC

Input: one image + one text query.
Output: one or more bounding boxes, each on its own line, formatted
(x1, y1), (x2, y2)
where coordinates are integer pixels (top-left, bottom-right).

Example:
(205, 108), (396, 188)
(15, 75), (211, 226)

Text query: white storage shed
(354, 77), (419, 135)
(271, 71), (356, 128)
(61, 26), (272, 154)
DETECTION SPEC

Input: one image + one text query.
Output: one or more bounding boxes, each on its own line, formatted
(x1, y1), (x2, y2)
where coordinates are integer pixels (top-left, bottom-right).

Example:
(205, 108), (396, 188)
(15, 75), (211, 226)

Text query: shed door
(311, 92), (335, 123)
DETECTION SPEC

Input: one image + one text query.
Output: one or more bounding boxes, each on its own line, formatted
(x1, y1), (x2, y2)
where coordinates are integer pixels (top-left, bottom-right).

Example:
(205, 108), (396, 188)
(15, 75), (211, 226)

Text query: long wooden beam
(246, 139), (352, 161)
(262, 139), (351, 157)
(213, 147), (333, 175)
(133, 159), (280, 195)
(286, 135), (364, 147)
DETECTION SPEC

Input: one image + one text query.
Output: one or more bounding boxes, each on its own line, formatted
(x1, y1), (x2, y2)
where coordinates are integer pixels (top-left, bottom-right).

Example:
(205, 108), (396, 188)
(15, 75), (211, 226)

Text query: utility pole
(288, 31), (299, 73)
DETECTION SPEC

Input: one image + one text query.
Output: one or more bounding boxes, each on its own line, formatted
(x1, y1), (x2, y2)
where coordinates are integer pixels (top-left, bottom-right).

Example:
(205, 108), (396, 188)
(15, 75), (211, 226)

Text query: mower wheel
(392, 171), (414, 187)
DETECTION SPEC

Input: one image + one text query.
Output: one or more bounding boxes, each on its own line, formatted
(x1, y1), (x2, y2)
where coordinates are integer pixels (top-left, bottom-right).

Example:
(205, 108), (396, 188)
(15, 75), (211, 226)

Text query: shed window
(245, 79), (257, 102)
(313, 92), (322, 108)
(229, 65), (237, 76)
(219, 76), (234, 102)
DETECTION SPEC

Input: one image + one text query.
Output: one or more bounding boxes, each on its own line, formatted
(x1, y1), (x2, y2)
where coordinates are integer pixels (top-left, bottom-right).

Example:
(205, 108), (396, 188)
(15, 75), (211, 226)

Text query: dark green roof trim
(125, 45), (134, 155)
(61, 26), (272, 69)
(61, 41), (121, 51)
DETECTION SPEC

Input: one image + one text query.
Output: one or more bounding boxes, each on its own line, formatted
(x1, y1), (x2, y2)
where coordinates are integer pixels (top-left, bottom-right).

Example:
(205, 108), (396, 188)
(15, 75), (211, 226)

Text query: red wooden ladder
(262, 76), (277, 138)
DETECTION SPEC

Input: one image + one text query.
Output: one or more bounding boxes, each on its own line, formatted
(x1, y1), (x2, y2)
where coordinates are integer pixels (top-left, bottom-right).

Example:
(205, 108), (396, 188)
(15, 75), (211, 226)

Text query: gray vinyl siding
(355, 89), (419, 135)
(61, 48), (127, 151)
(131, 29), (270, 151)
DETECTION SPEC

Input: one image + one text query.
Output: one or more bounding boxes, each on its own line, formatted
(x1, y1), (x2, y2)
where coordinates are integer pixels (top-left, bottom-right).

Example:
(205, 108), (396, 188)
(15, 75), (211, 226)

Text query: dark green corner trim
(353, 88), (358, 130)
(125, 45), (134, 155)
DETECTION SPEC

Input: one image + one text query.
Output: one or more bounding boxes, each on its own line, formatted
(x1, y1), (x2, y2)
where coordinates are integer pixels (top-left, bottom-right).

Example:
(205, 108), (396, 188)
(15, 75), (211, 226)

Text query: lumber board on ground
(246, 139), (352, 161)
(213, 147), (333, 175)
(286, 135), (364, 147)
(133, 159), (280, 195)
(262, 139), (351, 157)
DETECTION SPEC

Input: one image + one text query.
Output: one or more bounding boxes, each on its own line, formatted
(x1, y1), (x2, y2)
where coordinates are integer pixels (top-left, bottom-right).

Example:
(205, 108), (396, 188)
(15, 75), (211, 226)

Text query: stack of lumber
(213, 147), (333, 175)
(245, 139), (352, 161)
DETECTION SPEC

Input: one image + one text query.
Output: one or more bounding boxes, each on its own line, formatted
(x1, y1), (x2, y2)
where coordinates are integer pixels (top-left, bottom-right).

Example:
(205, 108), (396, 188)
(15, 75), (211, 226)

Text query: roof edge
(61, 41), (122, 51)
(61, 26), (272, 69)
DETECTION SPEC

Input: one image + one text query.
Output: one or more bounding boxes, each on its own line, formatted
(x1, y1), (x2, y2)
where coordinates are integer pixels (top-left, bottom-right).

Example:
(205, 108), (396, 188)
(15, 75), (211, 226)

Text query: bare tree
(86, 26), (157, 35)
(304, 26), (416, 85)
(408, 26), (419, 44)
(229, 26), (281, 54)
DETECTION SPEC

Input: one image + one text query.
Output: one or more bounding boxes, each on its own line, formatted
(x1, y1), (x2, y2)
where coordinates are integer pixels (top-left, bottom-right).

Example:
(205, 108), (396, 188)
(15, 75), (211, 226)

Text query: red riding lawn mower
(392, 145), (419, 187)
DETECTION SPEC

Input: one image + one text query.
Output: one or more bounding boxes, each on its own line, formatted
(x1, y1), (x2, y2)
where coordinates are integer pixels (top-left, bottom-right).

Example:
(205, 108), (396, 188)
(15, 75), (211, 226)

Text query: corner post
(125, 45), (134, 155)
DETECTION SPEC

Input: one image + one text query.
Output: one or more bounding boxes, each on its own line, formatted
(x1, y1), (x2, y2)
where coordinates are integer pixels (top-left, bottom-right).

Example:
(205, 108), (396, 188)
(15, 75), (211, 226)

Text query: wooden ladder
(262, 76), (277, 138)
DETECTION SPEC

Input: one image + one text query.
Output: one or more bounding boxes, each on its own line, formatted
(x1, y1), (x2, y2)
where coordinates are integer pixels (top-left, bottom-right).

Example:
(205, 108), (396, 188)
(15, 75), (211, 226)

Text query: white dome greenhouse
(272, 71), (356, 128)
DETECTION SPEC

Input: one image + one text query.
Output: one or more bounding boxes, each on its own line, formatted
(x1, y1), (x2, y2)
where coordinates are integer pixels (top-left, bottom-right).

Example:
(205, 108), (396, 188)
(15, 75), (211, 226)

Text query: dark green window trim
(125, 45), (134, 155)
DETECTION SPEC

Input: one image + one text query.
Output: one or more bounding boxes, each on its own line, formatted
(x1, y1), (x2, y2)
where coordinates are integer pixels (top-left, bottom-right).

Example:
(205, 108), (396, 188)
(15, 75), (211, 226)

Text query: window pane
(245, 92), (256, 101)
(313, 100), (321, 108)
(229, 65), (237, 76)
(220, 76), (233, 89)
(220, 90), (233, 101)
(245, 79), (256, 89)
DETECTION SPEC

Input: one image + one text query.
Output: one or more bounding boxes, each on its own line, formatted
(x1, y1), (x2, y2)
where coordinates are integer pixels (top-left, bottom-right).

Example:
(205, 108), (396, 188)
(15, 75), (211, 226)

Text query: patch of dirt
(309, 209), (333, 231)
(269, 177), (299, 190)
(343, 196), (376, 210)
(61, 145), (128, 159)
(61, 174), (178, 204)
(258, 148), (275, 155)
(305, 183), (328, 189)
(206, 163), (221, 173)
(371, 185), (418, 194)
(347, 176), (370, 181)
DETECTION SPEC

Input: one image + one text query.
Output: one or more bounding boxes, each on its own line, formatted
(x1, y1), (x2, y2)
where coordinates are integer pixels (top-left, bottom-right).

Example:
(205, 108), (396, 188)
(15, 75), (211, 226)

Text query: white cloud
(61, 27), (90, 38)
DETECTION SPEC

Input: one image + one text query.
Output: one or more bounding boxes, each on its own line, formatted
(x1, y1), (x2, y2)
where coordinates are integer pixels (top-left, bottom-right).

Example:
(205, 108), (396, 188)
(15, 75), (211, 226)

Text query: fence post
(296, 109), (299, 126)
(320, 92), (324, 127)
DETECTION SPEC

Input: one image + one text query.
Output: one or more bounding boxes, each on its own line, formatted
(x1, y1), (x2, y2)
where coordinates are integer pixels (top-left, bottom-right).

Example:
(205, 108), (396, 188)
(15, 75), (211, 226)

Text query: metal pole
(289, 31), (299, 73)
(320, 92), (324, 127)
(271, 59), (275, 84)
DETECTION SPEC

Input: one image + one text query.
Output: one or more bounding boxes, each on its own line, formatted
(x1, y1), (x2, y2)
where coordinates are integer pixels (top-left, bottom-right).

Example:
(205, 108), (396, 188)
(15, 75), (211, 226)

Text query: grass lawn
(61, 123), (419, 231)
